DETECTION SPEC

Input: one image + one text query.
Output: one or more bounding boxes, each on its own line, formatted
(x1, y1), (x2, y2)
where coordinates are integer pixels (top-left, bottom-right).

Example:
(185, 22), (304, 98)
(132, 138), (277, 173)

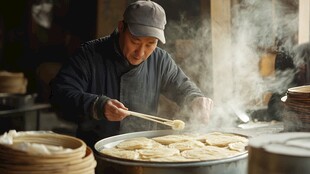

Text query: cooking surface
(95, 130), (249, 174)
(95, 130), (248, 166)
(95, 120), (284, 158)
(229, 121), (284, 137)
(94, 121), (284, 174)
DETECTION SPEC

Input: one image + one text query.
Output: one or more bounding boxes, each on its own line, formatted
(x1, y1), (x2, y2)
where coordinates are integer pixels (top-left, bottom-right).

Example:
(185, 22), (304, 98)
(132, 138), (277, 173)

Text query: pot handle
(281, 95), (287, 103)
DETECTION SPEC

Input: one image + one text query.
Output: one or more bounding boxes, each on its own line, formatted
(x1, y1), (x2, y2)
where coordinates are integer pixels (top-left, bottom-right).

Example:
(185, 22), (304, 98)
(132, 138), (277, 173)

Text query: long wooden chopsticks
(128, 111), (175, 127)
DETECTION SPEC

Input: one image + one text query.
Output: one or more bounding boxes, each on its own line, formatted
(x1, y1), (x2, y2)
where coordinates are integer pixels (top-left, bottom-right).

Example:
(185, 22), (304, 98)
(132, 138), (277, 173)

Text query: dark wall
(0, 0), (210, 94)
(0, 0), (97, 93)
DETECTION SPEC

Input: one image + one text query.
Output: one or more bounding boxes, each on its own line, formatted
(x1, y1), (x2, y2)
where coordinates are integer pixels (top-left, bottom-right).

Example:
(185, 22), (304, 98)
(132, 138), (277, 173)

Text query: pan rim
(94, 129), (248, 167)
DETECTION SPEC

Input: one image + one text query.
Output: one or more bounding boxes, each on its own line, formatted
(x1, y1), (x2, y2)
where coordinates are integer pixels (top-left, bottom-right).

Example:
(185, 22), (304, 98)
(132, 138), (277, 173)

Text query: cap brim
(127, 23), (166, 44)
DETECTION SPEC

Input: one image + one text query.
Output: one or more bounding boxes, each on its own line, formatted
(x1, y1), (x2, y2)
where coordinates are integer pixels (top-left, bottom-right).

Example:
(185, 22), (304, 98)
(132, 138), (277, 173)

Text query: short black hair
(275, 50), (294, 71)
(122, 21), (128, 32)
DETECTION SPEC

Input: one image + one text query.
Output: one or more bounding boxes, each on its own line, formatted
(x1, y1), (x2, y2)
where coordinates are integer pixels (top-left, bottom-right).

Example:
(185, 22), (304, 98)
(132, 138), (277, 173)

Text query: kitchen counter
(0, 103), (51, 130)
(222, 121), (284, 138)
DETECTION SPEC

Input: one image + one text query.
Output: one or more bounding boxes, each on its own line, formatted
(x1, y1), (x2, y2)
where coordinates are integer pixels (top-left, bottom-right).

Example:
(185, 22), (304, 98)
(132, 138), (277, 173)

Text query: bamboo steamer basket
(0, 131), (96, 174)
(0, 133), (86, 163)
(282, 85), (310, 131)
(0, 147), (96, 174)
(0, 71), (27, 94)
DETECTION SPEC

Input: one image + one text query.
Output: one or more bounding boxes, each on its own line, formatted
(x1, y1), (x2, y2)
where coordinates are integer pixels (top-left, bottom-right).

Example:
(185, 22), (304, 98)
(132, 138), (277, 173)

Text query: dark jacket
(49, 30), (204, 147)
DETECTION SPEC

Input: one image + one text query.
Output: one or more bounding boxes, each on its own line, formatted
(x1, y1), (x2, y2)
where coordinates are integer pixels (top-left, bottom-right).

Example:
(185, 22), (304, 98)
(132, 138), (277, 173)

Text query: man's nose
(135, 46), (145, 58)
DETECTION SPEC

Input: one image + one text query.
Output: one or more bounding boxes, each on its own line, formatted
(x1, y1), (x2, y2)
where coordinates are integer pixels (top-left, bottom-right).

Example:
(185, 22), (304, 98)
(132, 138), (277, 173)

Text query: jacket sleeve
(49, 46), (107, 122)
(159, 52), (205, 107)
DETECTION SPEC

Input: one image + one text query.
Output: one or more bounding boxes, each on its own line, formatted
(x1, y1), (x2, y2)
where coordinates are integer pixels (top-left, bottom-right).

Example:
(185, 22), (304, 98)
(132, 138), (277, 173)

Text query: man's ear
(118, 21), (124, 32)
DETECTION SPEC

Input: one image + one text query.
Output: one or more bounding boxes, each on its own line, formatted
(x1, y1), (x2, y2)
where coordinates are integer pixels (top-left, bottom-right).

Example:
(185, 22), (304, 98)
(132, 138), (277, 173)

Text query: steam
(163, 0), (300, 130)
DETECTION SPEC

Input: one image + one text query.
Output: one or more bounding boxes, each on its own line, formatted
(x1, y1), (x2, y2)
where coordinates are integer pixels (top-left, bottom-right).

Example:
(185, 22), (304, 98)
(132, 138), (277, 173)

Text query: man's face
(119, 22), (158, 65)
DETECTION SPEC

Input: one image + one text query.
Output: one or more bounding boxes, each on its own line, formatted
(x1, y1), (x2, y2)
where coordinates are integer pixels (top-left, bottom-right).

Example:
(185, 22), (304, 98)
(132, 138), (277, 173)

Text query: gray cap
(123, 0), (166, 44)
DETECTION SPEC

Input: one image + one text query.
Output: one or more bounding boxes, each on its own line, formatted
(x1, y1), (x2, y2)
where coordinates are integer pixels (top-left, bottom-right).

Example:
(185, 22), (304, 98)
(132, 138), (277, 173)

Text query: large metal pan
(94, 129), (248, 174)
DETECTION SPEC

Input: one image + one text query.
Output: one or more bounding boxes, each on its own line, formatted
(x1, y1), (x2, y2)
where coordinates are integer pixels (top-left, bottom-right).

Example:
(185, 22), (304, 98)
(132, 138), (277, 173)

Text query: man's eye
(131, 39), (139, 44)
(147, 43), (156, 47)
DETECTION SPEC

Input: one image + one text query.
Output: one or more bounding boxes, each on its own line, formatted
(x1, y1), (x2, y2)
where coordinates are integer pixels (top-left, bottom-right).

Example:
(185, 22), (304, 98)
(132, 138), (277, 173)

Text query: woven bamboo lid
(0, 131), (96, 174)
(288, 85), (310, 94)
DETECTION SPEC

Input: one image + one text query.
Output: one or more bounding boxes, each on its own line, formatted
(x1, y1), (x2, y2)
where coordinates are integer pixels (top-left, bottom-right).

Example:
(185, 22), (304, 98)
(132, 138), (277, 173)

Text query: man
(49, 0), (213, 147)
(267, 42), (310, 121)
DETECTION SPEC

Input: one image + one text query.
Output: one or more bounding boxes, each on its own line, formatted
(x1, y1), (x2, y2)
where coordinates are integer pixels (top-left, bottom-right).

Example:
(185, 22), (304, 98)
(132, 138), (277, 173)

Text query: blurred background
(0, 0), (307, 134)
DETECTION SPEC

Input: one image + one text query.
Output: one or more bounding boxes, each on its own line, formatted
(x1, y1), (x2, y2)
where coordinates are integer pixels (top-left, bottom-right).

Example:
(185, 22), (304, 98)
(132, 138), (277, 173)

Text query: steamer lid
(249, 132), (310, 157)
(288, 85), (310, 93)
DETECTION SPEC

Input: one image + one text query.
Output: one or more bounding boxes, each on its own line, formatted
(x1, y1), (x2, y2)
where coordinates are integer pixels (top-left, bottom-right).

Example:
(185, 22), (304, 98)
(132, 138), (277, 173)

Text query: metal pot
(94, 130), (248, 174)
(248, 132), (310, 174)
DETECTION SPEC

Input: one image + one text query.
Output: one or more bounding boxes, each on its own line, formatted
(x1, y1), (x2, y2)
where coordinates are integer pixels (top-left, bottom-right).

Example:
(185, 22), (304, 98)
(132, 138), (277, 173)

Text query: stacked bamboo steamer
(282, 85), (310, 131)
(0, 130), (96, 174)
(0, 71), (27, 94)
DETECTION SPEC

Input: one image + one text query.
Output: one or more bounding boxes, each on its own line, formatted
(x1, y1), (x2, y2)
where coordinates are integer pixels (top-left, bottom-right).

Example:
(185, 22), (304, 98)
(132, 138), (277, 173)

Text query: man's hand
(104, 99), (129, 121)
(190, 97), (213, 124)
